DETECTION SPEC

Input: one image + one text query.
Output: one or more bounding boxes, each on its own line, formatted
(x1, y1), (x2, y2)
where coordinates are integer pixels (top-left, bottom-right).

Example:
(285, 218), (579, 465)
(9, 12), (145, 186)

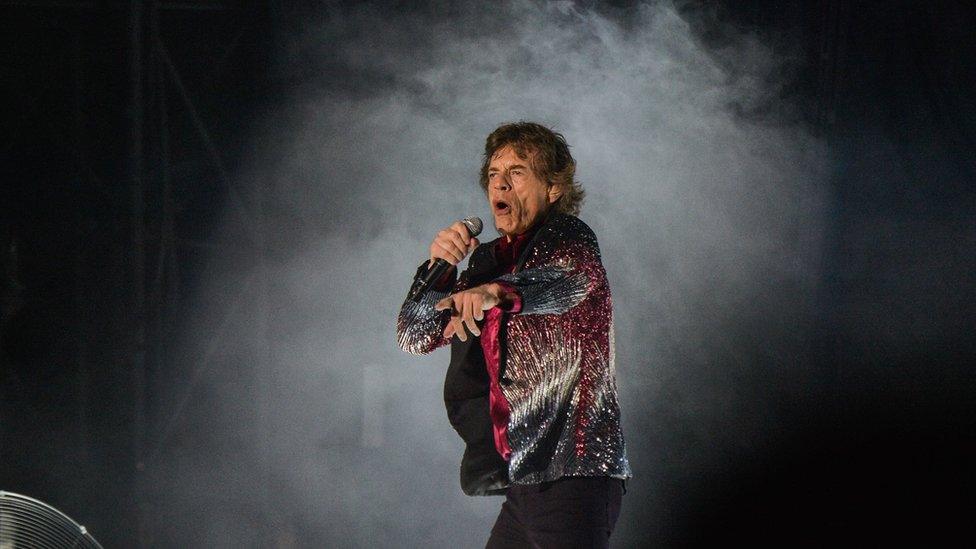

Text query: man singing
(397, 122), (631, 548)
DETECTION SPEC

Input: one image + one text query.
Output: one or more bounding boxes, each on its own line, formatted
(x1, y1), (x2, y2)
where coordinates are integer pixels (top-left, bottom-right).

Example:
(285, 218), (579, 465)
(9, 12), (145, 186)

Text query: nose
(492, 173), (511, 191)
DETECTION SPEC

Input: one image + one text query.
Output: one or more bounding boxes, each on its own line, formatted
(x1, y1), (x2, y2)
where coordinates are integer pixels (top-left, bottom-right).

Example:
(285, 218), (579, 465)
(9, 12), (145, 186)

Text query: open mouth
(494, 200), (511, 215)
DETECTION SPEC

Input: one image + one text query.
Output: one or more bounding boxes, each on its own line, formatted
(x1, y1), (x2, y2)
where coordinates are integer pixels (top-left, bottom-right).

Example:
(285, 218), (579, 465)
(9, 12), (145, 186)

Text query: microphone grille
(462, 216), (484, 237)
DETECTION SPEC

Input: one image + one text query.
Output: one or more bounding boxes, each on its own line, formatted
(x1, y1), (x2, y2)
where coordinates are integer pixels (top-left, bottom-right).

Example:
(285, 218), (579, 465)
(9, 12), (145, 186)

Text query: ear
(547, 183), (563, 204)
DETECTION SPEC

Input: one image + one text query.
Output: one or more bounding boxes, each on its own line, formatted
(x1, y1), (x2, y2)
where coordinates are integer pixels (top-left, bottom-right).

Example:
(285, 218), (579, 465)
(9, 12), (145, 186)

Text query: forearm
(492, 234), (606, 315)
(396, 262), (454, 355)
(493, 262), (596, 315)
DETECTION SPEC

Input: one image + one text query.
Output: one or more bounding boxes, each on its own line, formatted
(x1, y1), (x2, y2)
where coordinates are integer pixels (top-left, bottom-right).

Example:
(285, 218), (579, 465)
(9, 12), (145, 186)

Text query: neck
(504, 209), (553, 242)
(505, 223), (538, 243)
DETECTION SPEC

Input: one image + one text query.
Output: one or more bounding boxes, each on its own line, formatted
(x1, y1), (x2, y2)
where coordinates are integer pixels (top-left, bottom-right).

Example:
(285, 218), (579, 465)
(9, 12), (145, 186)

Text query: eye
(511, 169), (523, 177)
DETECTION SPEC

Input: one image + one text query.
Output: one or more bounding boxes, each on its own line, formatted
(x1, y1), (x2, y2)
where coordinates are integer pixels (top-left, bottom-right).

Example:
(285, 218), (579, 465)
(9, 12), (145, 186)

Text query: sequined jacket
(397, 213), (632, 495)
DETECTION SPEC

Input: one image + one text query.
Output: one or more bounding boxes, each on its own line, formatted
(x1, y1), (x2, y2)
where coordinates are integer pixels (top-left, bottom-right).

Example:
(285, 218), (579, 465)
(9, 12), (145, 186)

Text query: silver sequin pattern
(498, 216), (631, 484)
(396, 214), (632, 486)
(396, 273), (451, 355)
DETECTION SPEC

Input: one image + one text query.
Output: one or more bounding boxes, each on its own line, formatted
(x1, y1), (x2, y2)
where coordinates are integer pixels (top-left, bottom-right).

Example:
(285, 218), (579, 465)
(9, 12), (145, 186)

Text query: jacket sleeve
(493, 233), (605, 316)
(396, 262), (454, 355)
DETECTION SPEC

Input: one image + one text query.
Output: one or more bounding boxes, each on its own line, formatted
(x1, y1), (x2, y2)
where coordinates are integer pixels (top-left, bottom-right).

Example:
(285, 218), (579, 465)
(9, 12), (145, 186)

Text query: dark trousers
(485, 476), (624, 549)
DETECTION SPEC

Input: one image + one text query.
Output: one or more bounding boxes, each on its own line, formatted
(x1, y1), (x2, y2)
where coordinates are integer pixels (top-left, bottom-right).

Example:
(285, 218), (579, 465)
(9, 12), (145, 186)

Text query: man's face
(487, 145), (561, 239)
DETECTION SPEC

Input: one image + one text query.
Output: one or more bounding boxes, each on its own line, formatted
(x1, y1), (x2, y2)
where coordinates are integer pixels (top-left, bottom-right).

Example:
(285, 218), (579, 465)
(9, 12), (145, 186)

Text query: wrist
(489, 282), (521, 312)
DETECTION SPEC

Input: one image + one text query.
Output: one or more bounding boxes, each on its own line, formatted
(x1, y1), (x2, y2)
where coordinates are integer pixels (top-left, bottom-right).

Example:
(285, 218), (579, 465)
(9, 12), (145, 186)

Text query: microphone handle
(408, 216), (481, 302)
(408, 258), (454, 302)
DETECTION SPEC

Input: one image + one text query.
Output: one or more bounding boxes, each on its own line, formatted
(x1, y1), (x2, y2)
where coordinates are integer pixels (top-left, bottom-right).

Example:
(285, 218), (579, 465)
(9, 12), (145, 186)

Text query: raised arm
(396, 220), (479, 355)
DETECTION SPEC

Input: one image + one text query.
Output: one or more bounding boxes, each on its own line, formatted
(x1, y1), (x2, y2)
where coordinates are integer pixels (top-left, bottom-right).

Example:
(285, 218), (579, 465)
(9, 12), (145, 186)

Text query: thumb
(469, 237), (480, 252)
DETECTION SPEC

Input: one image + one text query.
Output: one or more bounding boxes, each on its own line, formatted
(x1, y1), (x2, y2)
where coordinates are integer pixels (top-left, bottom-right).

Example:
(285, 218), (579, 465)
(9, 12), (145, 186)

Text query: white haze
(163, 2), (828, 546)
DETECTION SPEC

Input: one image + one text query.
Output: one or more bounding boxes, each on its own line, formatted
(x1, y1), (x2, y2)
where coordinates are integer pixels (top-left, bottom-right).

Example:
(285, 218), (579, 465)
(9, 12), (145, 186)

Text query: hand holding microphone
(408, 217), (483, 302)
(429, 217), (482, 268)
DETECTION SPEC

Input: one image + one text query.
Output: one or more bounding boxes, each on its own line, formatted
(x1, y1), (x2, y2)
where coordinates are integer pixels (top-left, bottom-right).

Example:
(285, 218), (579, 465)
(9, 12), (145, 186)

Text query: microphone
(408, 216), (483, 302)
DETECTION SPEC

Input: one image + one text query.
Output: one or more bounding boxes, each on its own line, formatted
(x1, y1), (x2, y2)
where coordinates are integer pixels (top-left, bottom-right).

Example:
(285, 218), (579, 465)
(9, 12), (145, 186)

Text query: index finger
(450, 221), (472, 244)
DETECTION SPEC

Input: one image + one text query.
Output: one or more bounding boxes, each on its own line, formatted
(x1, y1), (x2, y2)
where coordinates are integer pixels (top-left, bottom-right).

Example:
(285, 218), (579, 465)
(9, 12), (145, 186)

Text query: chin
(492, 220), (506, 236)
(493, 218), (513, 236)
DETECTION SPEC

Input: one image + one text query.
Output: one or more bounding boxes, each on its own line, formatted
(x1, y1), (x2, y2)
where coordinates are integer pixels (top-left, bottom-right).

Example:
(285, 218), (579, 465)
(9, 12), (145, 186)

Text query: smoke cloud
(160, 2), (828, 546)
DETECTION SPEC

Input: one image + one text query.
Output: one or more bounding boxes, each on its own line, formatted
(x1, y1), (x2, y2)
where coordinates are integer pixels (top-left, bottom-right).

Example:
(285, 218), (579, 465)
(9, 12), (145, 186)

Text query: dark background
(2, 1), (974, 547)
